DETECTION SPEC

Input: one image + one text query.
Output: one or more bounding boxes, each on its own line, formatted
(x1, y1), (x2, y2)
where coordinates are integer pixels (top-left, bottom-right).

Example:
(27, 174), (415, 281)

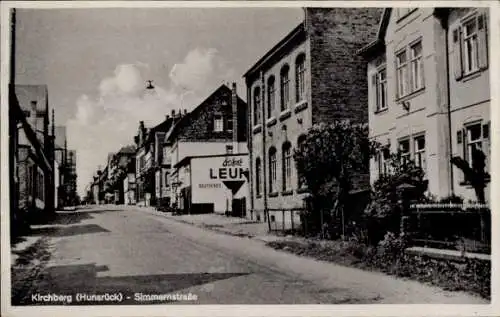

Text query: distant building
(163, 84), (248, 215)
(134, 115), (178, 207)
(359, 8), (491, 203)
(244, 8), (382, 225)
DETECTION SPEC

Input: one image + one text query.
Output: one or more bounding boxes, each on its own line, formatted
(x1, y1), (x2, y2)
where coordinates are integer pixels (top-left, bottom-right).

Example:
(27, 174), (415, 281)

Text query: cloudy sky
(14, 7), (303, 196)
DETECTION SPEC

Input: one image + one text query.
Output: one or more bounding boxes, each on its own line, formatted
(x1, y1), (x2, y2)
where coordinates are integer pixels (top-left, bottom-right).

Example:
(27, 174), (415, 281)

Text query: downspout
(260, 71), (271, 232)
(247, 81), (254, 220)
(443, 12), (455, 196)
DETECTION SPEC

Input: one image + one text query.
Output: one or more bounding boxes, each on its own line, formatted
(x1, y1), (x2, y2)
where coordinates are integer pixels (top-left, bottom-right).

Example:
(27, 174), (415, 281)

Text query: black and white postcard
(1, 1), (498, 316)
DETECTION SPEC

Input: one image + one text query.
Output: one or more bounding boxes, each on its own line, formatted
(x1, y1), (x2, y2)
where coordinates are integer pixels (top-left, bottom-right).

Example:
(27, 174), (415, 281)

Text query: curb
(134, 208), (277, 242)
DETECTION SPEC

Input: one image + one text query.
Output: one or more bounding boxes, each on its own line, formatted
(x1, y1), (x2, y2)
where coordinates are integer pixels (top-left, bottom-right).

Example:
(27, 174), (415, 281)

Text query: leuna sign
(208, 157), (248, 194)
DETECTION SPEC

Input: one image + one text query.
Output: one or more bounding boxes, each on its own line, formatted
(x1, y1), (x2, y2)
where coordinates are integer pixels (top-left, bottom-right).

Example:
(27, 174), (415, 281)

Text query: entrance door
(232, 198), (246, 218)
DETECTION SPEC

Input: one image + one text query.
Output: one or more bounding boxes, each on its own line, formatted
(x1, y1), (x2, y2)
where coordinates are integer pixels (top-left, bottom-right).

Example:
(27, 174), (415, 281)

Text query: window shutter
(482, 121), (490, 140)
(457, 130), (462, 144)
(478, 13), (488, 70)
(462, 127), (467, 161)
(453, 27), (463, 80)
(371, 73), (378, 112)
(420, 57), (425, 88)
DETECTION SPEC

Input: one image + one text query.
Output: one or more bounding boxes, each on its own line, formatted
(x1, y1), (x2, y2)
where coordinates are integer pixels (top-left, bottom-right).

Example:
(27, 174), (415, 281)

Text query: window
(280, 65), (290, 111)
(227, 117), (233, 132)
(409, 41), (424, 92)
(396, 40), (424, 98)
(453, 13), (488, 79)
(282, 142), (292, 191)
(269, 147), (277, 193)
(378, 147), (390, 177)
(399, 139), (410, 165)
(373, 66), (388, 111)
(214, 114), (224, 132)
(414, 135), (426, 172)
(226, 145), (234, 154)
(466, 124), (482, 165)
(253, 87), (261, 125)
(164, 173), (169, 187)
(295, 54), (306, 102)
(396, 50), (408, 97)
(267, 76), (275, 118)
(255, 158), (262, 196)
(297, 135), (307, 189)
(463, 18), (479, 74)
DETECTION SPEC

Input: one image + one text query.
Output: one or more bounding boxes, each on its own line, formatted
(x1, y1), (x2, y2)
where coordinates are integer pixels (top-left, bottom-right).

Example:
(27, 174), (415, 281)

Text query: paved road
(12, 206), (488, 305)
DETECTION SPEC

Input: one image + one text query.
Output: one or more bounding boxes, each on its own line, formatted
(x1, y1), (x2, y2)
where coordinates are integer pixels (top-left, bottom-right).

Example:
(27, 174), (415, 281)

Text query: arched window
(280, 65), (290, 111)
(267, 76), (275, 119)
(295, 54), (306, 102)
(268, 147), (277, 193)
(297, 134), (307, 189)
(282, 142), (292, 191)
(255, 157), (262, 196)
(253, 86), (261, 125)
(164, 172), (169, 187)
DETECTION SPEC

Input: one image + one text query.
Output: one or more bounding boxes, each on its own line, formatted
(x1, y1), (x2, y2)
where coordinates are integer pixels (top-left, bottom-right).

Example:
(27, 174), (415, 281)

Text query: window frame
(267, 76), (276, 119)
(280, 65), (290, 111)
(269, 147), (277, 193)
(295, 54), (306, 103)
(396, 49), (408, 98)
(377, 146), (390, 177)
(398, 138), (411, 165)
(396, 39), (425, 99)
(282, 142), (292, 191)
(413, 134), (426, 172)
(253, 86), (261, 126)
(255, 157), (262, 197)
(465, 123), (483, 166)
(213, 114), (224, 132)
(463, 17), (479, 75)
(375, 65), (388, 111)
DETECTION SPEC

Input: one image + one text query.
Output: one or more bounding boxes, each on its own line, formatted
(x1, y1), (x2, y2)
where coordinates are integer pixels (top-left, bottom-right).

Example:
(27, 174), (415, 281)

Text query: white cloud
(68, 49), (236, 196)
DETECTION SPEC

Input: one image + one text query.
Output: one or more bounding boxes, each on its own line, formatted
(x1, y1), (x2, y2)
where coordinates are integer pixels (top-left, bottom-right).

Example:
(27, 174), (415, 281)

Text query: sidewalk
(134, 206), (288, 243)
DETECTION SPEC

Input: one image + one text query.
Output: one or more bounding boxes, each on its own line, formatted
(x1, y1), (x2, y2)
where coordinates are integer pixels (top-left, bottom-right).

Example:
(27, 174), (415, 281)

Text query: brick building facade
(164, 84), (248, 214)
(244, 8), (382, 225)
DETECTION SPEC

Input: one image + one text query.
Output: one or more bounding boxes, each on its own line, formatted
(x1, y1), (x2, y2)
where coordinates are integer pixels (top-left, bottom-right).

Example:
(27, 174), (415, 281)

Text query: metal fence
(256, 208), (305, 234)
(407, 203), (491, 254)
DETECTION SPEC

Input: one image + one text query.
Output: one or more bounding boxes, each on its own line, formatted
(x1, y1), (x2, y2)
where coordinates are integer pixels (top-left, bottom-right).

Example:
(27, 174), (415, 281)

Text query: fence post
(282, 209), (285, 231)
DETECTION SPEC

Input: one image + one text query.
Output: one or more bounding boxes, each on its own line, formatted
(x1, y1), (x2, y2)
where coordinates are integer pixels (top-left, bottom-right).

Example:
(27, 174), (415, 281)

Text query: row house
(164, 84), (248, 215)
(105, 145), (136, 204)
(359, 7), (491, 203)
(244, 8), (382, 225)
(10, 84), (55, 225)
(134, 112), (180, 206)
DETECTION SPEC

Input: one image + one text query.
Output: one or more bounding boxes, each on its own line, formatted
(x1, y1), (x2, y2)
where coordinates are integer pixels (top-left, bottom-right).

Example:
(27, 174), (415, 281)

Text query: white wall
(190, 154), (249, 214)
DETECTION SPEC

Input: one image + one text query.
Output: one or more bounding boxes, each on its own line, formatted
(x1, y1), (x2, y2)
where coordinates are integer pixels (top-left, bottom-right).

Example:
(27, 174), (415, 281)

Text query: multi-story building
(134, 114), (178, 207)
(164, 83), (248, 214)
(244, 8), (382, 224)
(106, 145), (136, 204)
(12, 84), (55, 222)
(359, 8), (491, 203)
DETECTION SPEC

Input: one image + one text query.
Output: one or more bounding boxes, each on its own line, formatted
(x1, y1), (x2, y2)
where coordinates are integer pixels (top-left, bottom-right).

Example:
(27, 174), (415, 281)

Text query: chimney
(171, 109), (175, 117)
(30, 100), (37, 129)
(183, 109), (188, 115)
(231, 82), (238, 153)
(139, 120), (144, 129)
(165, 114), (170, 121)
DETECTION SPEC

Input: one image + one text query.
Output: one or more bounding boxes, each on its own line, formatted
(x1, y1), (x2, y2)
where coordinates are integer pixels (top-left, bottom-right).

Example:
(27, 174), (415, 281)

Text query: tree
(364, 152), (428, 244)
(293, 121), (378, 238)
